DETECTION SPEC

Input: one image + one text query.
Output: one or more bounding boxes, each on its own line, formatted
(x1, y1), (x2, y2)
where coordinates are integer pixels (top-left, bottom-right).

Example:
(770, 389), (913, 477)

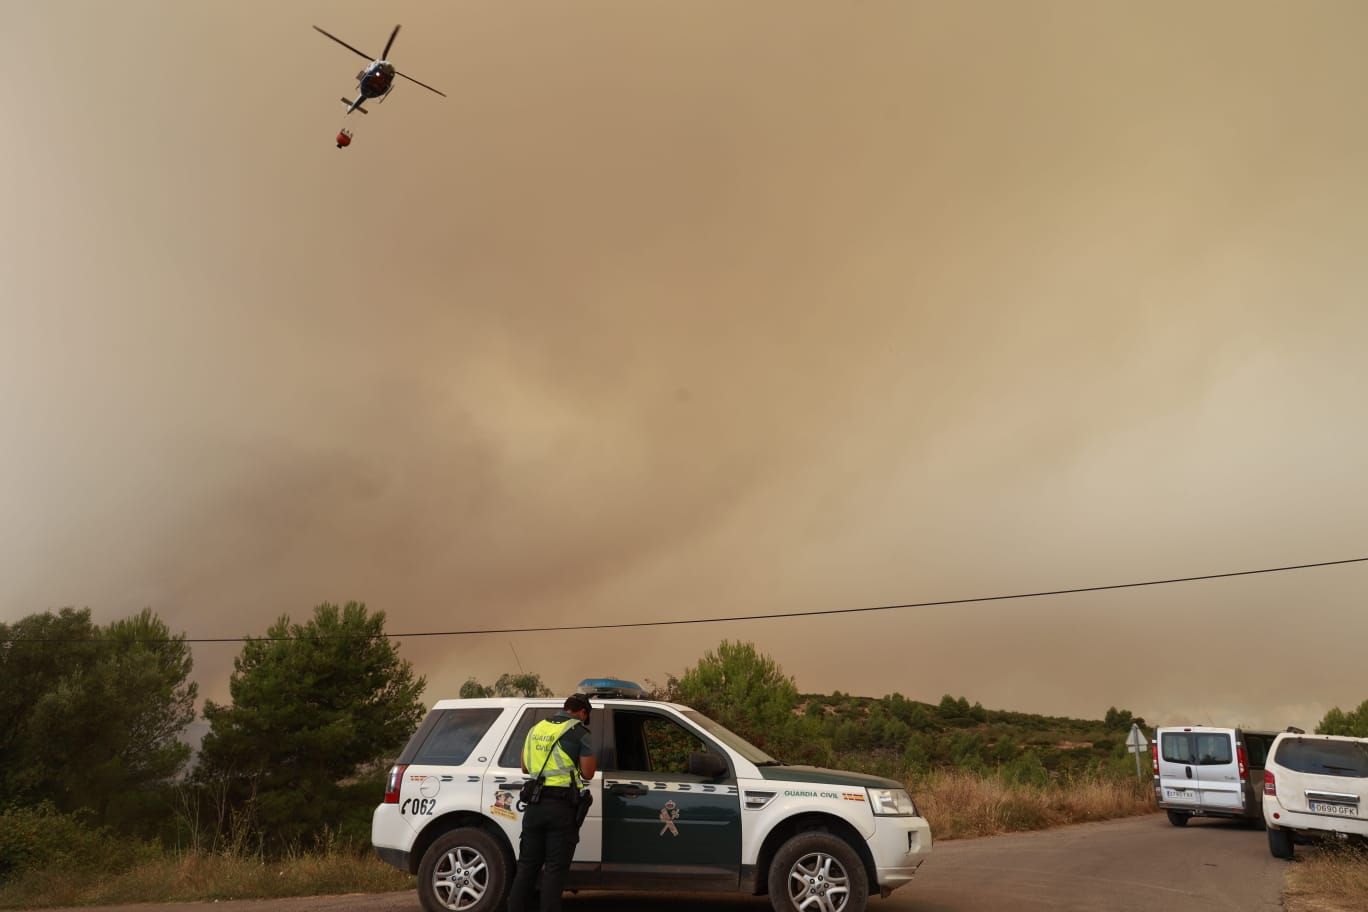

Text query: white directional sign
(1125, 723), (1149, 753)
(1126, 723), (1150, 777)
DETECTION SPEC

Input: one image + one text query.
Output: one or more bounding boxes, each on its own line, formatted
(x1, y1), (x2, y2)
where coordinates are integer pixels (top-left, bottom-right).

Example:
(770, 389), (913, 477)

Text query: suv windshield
(1275, 738), (1368, 778)
(681, 710), (779, 765)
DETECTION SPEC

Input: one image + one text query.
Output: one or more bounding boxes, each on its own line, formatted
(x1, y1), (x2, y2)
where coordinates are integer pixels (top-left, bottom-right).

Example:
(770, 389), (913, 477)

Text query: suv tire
(767, 830), (869, 912)
(1166, 810), (1190, 828)
(417, 827), (510, 912)
(1267, 827), (1294, 860)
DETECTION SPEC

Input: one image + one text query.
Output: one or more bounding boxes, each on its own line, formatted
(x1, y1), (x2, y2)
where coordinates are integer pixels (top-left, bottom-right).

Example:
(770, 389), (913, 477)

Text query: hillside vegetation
(789, 690), (1145, 783)
(646, 641), (1148, 787)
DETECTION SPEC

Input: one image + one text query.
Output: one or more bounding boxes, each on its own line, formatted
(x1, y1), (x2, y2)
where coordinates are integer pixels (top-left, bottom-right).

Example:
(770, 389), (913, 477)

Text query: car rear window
(399, 708), (503, 766)
(1274, 738), (1368, 779)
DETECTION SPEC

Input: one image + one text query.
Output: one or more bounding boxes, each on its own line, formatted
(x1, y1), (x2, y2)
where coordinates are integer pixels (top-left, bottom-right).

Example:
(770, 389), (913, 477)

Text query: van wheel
(1166, 810), (1190, 827)
(417, 827), (509, 912)
(1268, 827), (1295, 860)
(768, 830), (869, 912)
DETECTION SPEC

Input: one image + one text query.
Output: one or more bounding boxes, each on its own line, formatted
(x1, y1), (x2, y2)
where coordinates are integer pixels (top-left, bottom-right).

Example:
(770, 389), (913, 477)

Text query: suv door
(1193, 731), (1243, 814)
(490, 705), (604, 870)
(599, 707), (741, 889)
(1243, 732), (1275, 809)
(1157, 730), (1200, 810)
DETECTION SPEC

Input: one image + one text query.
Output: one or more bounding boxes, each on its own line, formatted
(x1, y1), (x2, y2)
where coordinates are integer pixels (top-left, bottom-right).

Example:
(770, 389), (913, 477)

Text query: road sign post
(1125, 723), (1149, 778)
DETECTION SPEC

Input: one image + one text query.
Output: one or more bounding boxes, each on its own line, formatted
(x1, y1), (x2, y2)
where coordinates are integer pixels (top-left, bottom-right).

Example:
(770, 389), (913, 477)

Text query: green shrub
(0, 803), (157, 882)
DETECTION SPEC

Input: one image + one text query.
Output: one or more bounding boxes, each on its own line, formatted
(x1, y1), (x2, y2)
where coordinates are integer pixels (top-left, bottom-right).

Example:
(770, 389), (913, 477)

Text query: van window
(406, 708), (503, 765)
(1274, 739), (1368, 778)
(1196, 733), (1233, 766)
(1162, 733), (1195, 764)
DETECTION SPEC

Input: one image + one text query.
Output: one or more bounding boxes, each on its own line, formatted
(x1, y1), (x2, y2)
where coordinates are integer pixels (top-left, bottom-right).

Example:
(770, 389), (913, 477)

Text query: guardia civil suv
(372, 679), (933, 912)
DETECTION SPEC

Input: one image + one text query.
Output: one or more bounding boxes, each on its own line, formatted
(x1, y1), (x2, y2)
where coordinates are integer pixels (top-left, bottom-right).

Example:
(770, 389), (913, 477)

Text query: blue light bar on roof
(578, 677), (646, 699)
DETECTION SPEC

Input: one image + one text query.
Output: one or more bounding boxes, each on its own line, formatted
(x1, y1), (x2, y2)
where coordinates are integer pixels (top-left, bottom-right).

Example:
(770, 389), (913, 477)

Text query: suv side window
(1275, 738), (1368, 778)
(404, 708), (504, 765)
(497, 707), (605, 769)
(498, 707), (562, 768)
(1195, 733), (1233, 766)
(608, 710), (726, 776)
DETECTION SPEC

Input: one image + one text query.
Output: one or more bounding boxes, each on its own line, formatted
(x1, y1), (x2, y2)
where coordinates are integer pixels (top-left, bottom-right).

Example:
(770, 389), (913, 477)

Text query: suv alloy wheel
(417, 827), (510, 912)
(767, 830), (870, 912)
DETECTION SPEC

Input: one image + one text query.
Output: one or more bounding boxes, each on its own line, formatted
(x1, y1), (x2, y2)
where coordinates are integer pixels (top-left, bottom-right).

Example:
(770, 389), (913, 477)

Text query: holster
(518, 777), (544, 806)
(574, 789), (593, 828)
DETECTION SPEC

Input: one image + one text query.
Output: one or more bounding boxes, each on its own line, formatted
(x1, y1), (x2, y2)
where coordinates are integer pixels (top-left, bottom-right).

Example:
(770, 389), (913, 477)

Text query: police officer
(507, 694), (596, 912)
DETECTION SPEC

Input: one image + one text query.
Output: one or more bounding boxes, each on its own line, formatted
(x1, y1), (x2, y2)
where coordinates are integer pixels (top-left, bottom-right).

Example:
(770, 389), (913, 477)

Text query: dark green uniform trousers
(507, 790), (578, 912)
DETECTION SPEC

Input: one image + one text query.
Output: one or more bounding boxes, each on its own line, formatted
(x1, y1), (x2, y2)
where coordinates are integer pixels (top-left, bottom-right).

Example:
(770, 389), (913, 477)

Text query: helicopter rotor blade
(396, 70), (447, 97)
(312, 25), (375, 63)
(382, 24), (401, 60)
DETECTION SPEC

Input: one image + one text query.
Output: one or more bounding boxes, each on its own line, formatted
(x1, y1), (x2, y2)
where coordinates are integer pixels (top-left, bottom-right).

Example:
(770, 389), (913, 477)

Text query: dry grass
(1284, 845), (1368, 912)
(910, 769), (1156, 840)
(0, 847), (413, 909)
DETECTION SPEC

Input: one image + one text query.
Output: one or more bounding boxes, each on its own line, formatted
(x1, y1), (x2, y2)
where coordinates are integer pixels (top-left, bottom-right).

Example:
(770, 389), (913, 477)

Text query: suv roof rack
(577, 677), (647, 699)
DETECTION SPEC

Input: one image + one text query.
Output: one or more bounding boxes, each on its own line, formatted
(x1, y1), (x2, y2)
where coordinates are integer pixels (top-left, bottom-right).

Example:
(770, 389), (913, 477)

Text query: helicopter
(313, 24), (446, 115)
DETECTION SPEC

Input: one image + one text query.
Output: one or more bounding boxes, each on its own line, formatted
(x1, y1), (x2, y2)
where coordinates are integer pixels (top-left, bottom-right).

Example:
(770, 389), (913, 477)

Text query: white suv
(372, 679), (933, 912)
(1262, 729), (1368, 858)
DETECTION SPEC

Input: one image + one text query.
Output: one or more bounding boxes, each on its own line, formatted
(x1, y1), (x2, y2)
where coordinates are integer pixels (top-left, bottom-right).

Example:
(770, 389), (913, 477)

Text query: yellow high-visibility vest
(523, 718), (583, 787)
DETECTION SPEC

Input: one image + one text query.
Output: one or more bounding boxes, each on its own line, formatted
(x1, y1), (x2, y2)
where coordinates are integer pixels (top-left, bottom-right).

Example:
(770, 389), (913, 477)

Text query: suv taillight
(1150, 743), (1159, 776)
(1263, 770), (1276, 796)
(384, 764), (408, 804)
(1237, 745), (1248, 781)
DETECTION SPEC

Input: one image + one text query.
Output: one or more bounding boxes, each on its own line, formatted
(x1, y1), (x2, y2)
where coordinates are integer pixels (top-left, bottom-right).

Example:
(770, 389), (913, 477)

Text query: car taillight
(1237, 745), (1248, 781)
(1151, 743), (1159, 776)
(384, 764), (408, 804)
(1263, 770), (1276, 796)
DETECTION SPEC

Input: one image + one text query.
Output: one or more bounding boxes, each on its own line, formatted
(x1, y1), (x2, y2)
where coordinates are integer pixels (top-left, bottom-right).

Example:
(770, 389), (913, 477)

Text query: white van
(1151, 726), (1276, 826)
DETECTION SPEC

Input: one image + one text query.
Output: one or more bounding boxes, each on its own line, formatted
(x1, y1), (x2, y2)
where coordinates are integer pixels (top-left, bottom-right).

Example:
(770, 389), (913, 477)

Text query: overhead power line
(2, 555), (1364, 646)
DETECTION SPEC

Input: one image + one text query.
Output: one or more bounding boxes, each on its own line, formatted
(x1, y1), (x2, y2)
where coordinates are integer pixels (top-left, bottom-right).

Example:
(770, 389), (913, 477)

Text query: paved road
(37, 814), (1284, 912)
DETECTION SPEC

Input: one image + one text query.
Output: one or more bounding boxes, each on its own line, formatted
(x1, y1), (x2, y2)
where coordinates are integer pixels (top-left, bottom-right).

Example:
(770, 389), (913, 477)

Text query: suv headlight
(867, 788), (917, 817)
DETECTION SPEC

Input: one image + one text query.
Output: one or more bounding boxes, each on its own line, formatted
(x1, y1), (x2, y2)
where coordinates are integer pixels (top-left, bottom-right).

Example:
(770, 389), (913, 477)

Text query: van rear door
(1193, 730), (1244, 814)
(1157, 729), (1200, 809)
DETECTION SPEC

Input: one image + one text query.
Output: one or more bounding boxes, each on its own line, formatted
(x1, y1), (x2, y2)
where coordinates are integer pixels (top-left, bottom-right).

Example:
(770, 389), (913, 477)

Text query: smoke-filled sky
(4, 0), (1367, 733)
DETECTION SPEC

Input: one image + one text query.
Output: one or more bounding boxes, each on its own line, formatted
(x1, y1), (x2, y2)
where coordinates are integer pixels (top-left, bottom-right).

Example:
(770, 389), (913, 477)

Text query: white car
(1262, 729), (1368, 858)
(372, 678), (932, 912)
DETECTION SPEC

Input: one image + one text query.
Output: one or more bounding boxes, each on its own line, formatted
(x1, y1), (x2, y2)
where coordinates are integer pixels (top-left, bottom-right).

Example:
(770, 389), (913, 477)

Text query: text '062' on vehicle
(372, 678), (932, 912)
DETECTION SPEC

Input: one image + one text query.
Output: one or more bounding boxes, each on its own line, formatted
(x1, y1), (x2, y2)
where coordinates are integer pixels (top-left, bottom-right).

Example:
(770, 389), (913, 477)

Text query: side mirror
(688, 750), (728, 779)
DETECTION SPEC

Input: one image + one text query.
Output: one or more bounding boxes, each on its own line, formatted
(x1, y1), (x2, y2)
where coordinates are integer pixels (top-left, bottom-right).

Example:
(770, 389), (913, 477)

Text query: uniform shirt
(523, 711), (593, 778)
(548, 710), (593, 771)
